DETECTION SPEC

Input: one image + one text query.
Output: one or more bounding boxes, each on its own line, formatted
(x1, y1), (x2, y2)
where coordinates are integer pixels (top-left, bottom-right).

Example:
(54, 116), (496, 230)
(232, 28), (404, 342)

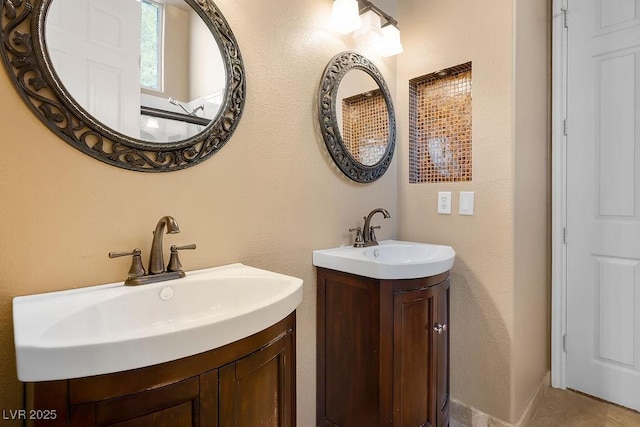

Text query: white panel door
(46, 0), (141, 138)
(566, 0), (640, 411)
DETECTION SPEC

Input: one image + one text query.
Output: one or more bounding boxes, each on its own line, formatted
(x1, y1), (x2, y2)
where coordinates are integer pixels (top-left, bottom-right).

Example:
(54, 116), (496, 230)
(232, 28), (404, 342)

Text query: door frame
(551, 0), (568, 390)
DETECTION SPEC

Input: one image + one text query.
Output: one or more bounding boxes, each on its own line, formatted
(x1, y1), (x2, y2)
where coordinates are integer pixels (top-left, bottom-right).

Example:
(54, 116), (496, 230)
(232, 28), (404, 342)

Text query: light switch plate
(438, 192), (452, 214)
(459, 191), (475, 215)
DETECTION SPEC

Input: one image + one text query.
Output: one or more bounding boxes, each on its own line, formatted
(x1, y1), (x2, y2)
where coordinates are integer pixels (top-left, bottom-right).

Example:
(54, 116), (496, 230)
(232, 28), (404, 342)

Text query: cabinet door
(30, 314), (296, 427)
(393, 286), (437, 427)
(219, 330), (294, 427)
(319, 270), (381, 427)
(435, 280), (450, 427)
(70, 373), (218, 427)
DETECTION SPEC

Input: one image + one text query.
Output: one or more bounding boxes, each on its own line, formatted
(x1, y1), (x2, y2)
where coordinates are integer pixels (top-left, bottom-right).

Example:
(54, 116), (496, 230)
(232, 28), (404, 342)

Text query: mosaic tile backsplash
(342, 89), (389, 166)
(409, 62), (472, 183)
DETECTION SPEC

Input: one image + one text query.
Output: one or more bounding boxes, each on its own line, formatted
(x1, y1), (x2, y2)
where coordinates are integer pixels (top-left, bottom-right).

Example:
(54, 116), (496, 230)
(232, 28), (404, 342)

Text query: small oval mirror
(318, 52), (395, 183)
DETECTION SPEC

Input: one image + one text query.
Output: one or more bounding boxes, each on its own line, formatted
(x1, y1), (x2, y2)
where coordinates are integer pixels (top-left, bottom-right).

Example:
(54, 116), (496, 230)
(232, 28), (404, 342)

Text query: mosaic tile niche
(409, 62), (472, 183)
(341, 89), (389, 166)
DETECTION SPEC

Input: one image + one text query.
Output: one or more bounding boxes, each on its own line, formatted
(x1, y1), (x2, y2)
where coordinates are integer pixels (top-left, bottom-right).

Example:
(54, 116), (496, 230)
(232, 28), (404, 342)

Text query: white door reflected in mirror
(45, 0), (227, 143)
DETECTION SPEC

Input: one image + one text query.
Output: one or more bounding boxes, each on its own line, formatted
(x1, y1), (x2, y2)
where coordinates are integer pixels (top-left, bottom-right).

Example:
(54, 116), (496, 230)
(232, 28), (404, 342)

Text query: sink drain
(159, 286), (174, 301)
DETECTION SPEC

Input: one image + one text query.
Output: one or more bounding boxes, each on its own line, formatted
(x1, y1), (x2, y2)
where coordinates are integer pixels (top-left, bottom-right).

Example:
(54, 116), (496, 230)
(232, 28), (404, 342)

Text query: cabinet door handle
(433, 323), (447, 334)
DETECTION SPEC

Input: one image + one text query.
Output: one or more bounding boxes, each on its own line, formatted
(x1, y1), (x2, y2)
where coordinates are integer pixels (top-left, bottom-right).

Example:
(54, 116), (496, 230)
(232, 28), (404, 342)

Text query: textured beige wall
(189, 8), (225, 101)
(397, 0), (549, 423)
(0, 1), (397, 425)
(512, 0), (550, 421)
(0, 0), (550, 424)
(163, 4), (189, 101)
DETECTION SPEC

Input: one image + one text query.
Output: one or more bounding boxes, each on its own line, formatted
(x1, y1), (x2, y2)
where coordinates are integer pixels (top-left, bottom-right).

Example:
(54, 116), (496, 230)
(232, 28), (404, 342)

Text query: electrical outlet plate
(438, 192), (452, 214)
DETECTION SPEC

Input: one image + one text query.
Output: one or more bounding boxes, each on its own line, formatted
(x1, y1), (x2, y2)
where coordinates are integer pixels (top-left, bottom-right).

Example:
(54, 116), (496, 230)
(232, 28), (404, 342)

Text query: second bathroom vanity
(314, 240), (454, 427)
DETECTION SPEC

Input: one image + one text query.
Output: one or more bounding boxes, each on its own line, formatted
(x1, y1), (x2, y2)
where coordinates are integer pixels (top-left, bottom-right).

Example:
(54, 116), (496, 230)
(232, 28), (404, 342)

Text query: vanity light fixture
(379, 22), (403, 57)
(352, 9), (384, 51)
(329, 0), (363, 34)
(329, 0), (403, 57)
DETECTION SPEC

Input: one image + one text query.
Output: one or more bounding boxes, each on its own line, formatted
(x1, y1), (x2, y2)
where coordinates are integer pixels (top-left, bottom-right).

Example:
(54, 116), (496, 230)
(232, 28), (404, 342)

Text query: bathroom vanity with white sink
(314, 241), (454, 427)
(25, 313), (296, 426)
(13, 263), (303, 426)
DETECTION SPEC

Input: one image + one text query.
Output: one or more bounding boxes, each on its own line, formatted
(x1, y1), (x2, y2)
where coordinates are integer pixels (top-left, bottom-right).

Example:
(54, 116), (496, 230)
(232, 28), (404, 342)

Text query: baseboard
(450, 371), (550, 427)
(515, 372), (550, 427)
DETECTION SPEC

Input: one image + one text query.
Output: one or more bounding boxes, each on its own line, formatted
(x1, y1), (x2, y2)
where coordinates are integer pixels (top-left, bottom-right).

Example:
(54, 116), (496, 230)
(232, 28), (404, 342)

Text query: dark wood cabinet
(219, 324), (295, 426)
(317, 268), (450, 427)
(26, 313), (296, 427)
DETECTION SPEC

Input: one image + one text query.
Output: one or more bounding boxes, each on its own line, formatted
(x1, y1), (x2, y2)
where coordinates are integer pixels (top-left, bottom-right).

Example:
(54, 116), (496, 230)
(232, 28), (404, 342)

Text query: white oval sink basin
(313, 240), (455, 279)
(13, 263), (303, 382)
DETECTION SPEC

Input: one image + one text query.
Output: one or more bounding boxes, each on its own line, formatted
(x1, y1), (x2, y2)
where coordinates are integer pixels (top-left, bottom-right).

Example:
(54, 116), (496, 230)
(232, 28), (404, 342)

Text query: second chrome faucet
(109, 216), (196, 286)
(350, 208), (391, 247)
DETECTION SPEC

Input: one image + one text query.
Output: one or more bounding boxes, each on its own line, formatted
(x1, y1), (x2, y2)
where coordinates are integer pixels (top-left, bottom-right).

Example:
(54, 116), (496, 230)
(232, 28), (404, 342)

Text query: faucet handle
(167, 244), (197, 272)
(174, 244), (197, 251)
(109, 248), (146, 279)
(369, 225), (381, 242)
(349, 227), (365, 248)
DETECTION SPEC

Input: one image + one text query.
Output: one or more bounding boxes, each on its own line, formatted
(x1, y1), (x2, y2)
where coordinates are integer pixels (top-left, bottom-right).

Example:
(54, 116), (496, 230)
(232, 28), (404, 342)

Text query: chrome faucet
(109, 216), (196, 286)
(148, 215), (181, 274)
(362, 208), (391, 247)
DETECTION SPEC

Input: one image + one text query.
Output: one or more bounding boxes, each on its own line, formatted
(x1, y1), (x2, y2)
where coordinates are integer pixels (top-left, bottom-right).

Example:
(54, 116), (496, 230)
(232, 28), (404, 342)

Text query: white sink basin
(13, 263), (303, 382)
(313, 240), (455, 279)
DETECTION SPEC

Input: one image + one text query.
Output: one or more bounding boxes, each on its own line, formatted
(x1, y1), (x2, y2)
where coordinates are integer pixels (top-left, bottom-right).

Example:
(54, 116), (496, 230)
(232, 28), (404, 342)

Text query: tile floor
(450, 388), (640, 427)
(529, 388), (640, 427)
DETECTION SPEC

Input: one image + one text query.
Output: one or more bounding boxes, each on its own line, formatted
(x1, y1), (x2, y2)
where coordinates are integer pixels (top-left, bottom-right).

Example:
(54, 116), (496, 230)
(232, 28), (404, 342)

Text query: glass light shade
(145, 117), (160, 129)
(379, 24), (403, 57)
(352, 10), (383, 49)
(329, 0), (363, 35)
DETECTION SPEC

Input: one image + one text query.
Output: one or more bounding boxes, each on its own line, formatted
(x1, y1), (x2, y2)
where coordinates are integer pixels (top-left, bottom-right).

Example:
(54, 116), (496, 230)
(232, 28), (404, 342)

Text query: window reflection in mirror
(140, 0), (162, 91)
(45, 0), (227, 143)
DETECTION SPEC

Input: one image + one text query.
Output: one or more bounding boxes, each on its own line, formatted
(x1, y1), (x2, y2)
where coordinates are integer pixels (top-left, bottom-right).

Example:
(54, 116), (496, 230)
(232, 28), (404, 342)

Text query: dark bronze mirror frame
(0, 0), (245, 172)
(318, 51), (396, 183)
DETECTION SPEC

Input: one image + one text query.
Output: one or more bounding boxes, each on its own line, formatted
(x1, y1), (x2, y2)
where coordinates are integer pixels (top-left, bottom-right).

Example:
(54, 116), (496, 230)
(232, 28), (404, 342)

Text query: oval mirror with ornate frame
(318, 51), (395, 183)
(0, 0), (245, 172)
